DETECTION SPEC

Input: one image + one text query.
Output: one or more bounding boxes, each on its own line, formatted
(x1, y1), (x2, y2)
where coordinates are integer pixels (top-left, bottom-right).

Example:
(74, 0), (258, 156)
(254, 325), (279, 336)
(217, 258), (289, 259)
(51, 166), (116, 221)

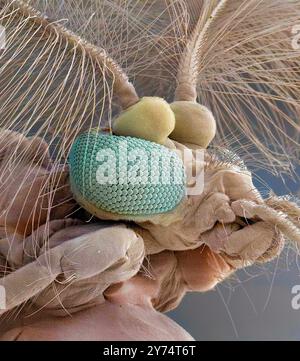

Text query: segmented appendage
(0, 0), (299, 319)
(174, 0), (300, 175)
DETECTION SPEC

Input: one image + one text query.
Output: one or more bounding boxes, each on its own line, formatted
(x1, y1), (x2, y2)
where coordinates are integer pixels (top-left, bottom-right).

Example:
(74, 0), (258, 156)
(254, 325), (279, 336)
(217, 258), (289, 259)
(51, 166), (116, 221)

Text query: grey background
(169, 167), (300, 340)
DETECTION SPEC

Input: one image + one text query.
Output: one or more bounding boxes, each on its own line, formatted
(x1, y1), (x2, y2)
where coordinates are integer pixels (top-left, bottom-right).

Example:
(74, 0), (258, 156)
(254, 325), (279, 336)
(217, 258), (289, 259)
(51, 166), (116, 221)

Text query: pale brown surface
(0, 131), (284, 340)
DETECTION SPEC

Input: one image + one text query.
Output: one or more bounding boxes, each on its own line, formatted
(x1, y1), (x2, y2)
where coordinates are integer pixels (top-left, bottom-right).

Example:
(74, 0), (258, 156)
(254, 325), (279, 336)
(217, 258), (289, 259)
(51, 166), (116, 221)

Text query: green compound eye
(69, 132), (186, 217)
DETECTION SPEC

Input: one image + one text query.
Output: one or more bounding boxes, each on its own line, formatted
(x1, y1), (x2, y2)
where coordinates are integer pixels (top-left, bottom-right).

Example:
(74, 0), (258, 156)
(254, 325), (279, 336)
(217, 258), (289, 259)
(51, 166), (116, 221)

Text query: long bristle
(0, 0), (299, 316)
(0, 0), (140, 270)
(0, 0), (138, 159)
(30, 0), (190, 99)
(174, 0), (300, 175)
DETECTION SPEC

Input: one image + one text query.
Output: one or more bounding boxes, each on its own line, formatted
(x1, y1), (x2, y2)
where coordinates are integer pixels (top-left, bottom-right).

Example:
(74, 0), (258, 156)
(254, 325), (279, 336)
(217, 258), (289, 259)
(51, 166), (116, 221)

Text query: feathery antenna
(175, 0), (229, 101)
(172, 0), (300, 175)
(8, 0), (139, 109)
